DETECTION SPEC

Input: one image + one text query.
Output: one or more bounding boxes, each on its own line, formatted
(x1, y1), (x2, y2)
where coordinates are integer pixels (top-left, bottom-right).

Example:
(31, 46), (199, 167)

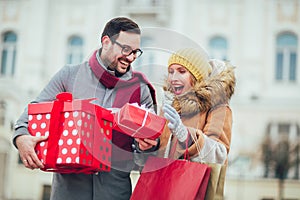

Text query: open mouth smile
(173, 85), (184, 95)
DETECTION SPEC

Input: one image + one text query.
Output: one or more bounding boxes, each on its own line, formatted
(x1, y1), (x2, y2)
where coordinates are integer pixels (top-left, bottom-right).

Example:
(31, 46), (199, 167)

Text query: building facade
(0, 0), (299, 199)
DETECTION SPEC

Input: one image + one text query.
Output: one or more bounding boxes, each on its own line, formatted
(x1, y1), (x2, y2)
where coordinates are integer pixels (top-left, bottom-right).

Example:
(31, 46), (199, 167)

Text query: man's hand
(16, 134), (48, 169)
(135, 138), (158, 151)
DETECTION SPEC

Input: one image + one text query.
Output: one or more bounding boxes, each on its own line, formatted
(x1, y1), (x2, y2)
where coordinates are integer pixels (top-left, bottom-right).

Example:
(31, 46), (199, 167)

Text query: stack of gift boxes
(28, 92), (166, 174)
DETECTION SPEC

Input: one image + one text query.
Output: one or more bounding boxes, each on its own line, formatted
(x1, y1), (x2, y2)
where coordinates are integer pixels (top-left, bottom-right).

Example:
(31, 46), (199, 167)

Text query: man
(13, 17), (158, 200)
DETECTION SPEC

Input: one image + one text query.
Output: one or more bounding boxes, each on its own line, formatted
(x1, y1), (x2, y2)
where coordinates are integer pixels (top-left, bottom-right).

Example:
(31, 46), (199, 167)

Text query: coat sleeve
(12, 65), (71, 148)
(188, 105), (232, 164)
(140, 83), (155, 113)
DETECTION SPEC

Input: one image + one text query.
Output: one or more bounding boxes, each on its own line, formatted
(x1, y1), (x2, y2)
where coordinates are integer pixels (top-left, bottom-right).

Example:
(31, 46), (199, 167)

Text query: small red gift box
(113, 103), (166, 139)
(28, 92), (113, 174)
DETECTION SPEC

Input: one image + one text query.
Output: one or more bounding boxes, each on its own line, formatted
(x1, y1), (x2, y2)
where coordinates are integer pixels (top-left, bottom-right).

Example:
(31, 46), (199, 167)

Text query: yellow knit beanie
(168, 48), (212, 81)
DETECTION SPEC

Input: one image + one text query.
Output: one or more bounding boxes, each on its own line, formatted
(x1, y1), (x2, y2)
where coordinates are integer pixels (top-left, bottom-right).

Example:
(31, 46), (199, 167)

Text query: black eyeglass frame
(111, 39), (143, 58)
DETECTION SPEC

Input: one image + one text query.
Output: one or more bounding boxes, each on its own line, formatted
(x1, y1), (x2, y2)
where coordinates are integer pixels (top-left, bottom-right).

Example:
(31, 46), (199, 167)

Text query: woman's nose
(170, 71), (180, 80)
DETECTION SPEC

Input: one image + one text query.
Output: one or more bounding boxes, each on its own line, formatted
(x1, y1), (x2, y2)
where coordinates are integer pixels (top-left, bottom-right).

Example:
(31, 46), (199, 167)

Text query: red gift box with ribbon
(28, 92), (113, 174)
(113, 103), (166, 139)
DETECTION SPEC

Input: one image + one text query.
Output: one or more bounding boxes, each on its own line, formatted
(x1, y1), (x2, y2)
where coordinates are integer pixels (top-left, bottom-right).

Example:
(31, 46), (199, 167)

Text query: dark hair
(101, 17), (141, 41)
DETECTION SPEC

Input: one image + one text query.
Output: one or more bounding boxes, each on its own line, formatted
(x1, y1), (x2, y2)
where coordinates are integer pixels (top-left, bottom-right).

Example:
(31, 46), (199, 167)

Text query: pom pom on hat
(168, 48), (212, 81)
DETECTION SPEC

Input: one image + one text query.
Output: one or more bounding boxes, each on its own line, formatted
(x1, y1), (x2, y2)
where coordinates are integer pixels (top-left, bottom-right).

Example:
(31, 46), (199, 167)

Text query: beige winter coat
(158, 65), (236, 163)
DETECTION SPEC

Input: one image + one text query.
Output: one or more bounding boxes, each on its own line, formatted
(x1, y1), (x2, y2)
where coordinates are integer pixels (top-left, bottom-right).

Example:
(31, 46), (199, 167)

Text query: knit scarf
(89, 50), (156, 108)
(89, 50), (157, 163)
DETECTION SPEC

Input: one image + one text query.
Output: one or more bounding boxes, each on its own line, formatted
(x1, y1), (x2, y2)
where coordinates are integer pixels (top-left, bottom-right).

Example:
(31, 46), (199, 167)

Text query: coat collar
(165, 65), (236, 117)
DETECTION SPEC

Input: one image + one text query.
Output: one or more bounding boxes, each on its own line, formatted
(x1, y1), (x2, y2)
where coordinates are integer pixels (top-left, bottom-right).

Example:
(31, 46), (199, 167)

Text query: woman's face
(167, 64), (194, 95)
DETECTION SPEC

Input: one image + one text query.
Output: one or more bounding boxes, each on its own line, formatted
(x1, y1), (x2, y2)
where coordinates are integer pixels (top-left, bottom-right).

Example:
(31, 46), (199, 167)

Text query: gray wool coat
(13, 52), (155, 200)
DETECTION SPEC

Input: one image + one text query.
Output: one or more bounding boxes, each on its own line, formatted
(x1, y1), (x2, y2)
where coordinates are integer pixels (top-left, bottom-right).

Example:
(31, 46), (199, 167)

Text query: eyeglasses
(112, 39), (143, 58)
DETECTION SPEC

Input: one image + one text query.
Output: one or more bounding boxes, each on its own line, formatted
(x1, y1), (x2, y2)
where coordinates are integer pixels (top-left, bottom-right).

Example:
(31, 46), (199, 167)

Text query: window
(126, 0), (159, 6)
(209, 36), (228, 60)
(263, 122), (300, 179)
(67, 36), (83, 64)
(41, 185), (51, 200)
(0, 100), (6, 126)
(275, 33), (297, 82)
(0, 153), (7, 198)
(1, 31), (17, 76)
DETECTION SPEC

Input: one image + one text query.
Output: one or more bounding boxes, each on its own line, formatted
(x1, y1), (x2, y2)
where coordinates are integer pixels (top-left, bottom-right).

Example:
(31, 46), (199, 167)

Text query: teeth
(174, 86), (183, 92)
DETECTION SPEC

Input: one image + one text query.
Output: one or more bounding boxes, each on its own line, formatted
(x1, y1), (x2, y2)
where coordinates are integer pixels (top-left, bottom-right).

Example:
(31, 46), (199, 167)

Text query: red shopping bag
(130, 156), (211, 200)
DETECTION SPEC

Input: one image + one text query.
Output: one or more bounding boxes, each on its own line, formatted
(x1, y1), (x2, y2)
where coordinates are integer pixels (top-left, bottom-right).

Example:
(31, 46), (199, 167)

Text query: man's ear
(101, 35), (111, 50)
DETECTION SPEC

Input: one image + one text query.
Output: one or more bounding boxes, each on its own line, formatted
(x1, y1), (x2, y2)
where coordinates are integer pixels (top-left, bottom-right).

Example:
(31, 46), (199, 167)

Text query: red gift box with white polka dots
(113, 103), (166, 139)
(28, 92), (113, 174)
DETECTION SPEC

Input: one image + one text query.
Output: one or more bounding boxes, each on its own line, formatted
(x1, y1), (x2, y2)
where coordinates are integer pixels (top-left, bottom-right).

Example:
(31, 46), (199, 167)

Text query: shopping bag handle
(170, 132), (191, 161)
(183, 133), (190, 160)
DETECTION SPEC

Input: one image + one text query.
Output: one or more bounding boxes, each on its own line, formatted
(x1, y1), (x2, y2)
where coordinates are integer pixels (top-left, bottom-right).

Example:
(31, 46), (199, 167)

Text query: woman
(159, 48), (236, 164)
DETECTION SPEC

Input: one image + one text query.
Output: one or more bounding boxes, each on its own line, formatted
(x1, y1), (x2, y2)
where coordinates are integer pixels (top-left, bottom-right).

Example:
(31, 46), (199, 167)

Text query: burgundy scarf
(89, 50), (156, 108)
(89, 50), (157, 161)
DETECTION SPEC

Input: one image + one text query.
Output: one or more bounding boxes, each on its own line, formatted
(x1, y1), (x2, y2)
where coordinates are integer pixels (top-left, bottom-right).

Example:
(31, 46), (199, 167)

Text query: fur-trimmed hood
(164, 63), (236, 117)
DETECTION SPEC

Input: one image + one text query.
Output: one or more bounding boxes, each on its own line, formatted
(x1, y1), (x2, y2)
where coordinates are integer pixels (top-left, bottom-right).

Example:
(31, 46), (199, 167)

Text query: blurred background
(0, 0), (300, 199)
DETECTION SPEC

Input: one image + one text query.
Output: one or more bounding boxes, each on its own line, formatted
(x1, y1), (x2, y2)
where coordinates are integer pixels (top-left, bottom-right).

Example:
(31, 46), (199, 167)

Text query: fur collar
(165, 65), (236, 117)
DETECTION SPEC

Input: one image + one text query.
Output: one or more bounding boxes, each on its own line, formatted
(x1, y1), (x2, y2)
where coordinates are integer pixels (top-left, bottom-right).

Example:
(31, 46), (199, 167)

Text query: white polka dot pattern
(28, 104), (113, 173)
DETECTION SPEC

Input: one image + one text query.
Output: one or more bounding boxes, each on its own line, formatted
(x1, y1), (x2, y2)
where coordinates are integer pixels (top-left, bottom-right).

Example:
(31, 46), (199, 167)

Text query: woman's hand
(162, 104), (188, 142)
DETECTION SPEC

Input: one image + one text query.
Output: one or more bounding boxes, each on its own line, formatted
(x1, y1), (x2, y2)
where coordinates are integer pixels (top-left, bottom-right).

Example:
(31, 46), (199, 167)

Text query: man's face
(101, 31), (141, 74)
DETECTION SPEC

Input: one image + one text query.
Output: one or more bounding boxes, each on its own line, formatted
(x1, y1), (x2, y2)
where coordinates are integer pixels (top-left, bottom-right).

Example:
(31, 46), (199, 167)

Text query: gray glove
(162, 104), (188, 142)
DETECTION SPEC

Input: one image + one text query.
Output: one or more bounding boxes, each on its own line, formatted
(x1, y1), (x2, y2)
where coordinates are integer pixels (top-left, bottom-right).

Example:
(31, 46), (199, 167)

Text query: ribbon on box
(32, 92), (111, 174)
(116, 103), (150, 138)
(45, 92), (73, 169)
(43, 93), (102, 174)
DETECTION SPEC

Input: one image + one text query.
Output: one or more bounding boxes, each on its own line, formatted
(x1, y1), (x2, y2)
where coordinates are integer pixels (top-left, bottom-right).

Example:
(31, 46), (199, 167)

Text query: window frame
(209, 36), (228, 61)
(275, 32), (298, 82)
(1, 31), (17, 77)
(66, 35), (84, 65)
